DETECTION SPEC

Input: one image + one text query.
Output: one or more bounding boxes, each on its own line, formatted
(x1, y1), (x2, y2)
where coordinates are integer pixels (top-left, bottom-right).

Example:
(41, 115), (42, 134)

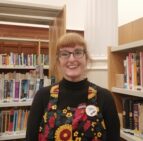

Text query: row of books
(0, 77), (51, 102)
(0, 107), (29, 134)
(0, 66), (45, 80)
(122, 97), (143, 133)
(123, 51), (143, 90)
(0, 53), (49, 66)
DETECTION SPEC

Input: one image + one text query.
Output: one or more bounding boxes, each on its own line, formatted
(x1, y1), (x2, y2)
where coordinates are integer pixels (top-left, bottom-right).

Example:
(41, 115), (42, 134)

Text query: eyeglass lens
(59, 49), (85, 59)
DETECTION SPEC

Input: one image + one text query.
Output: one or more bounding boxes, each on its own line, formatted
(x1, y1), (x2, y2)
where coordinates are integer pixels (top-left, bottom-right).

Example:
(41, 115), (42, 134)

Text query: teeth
(68, 65), (77, 69)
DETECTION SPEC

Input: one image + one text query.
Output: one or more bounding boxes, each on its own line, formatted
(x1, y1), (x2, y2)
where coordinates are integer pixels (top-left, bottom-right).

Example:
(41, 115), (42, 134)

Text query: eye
(74, 50), (83, 55)
(60, 51), (69, 57)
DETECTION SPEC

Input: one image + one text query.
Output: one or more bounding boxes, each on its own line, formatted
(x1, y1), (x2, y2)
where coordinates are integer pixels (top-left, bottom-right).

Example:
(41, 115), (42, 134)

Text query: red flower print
(60, 129), (71, 140)
(48, 103), (52, 109)
(55, 124), (72, 141)
(82, 114), (87, 121)
(39, 133), (47, 141)
(83, 120), (91, 131)
(44, 125), (49, 139)
(49, 116), (55, 128)
(73, 109), (84, 129)
(92, 138), (101, 141)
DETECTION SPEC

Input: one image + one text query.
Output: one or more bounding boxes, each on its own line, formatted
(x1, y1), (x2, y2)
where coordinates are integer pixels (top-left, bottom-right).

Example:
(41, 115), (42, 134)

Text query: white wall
(1, 0), (143, 88)
(3, 0), (85, 30)
(118, 0), (143, 26)
(3, 0), (143, 29)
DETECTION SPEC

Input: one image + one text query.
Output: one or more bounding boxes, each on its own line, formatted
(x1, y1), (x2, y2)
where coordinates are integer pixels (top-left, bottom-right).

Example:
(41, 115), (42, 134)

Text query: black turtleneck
(26, 78), (120, 141)
(58, 78), (89, 109)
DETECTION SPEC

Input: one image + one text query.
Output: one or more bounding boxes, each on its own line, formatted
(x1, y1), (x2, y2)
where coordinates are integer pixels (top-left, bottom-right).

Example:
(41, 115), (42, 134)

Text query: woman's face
(58, 45), (87, 82)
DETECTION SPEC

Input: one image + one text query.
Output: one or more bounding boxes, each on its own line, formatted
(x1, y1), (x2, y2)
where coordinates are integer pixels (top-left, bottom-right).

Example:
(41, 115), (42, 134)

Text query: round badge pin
(85, 105), (98, 117)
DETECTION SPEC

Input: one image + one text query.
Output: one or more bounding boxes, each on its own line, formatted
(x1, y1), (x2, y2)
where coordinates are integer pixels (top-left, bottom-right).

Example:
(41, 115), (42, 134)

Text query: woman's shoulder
(39, 82), (59, 92)
(88, 82), (116, 110)
(88, 82), (114, 104)
(33, 83), (59, 108)
(89, 82), (111, 96)
(37, 83), (59, 96)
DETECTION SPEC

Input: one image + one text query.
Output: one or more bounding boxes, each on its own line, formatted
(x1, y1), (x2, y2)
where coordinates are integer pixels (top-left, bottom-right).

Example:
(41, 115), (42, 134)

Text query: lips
(67, 63), (79, 69)
(68, 65), (77, 69)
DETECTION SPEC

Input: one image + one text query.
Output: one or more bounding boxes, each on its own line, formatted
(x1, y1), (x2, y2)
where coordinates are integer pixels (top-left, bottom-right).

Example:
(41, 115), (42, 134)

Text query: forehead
(59, 45), (84, 51)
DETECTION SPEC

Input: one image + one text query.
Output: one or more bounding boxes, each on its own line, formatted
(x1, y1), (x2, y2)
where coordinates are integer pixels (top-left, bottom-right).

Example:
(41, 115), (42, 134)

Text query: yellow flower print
(101, 120), (106, 129)
(91, 128), (94, 131)
(88, 87), (97, 99)
(43, 112), (48, 123)
(54, 113), (57, 118)
(51, 93), (58, 98)
(39, 126), (42, 132)
(91, 122), (97, 127)
(97, 132), (102, 137)
(75, 137), (82, 141)
(67, 106), (71, 110)
(88, 93), (96, 99)
(63, 109), (67, 114)
(52, 105), (57, 110)
(96, 119), (99, 122)
(73, 131), (78, 137)
(55, 124), (72, 141)
(50, 85), (59, 94)
(66, 112), (72, 117)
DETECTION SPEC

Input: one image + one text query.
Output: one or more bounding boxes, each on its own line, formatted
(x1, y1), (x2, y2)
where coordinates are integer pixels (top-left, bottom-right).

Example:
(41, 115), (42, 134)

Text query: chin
(66, 73), (80, 77)
(65, 74), (83, 81)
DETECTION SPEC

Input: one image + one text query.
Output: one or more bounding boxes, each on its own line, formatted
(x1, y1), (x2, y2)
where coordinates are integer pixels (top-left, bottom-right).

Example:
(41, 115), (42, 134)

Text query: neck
(63, 75), (87, 82)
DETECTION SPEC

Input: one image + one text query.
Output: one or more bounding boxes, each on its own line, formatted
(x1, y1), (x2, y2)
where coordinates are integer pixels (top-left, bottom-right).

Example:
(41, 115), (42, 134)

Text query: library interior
(0, 0), (143, 141)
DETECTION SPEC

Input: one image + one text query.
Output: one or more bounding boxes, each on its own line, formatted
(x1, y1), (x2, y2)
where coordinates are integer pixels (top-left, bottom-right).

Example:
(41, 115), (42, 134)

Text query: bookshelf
(108, 40), (143, 141)
(0, 101), (32, 108)
(112, 87), (143, 98)
(120, 129), (143, 141)
(0, 132), (26, 141)
(0, 36), (49, 69)
(0, 1), (66, 140)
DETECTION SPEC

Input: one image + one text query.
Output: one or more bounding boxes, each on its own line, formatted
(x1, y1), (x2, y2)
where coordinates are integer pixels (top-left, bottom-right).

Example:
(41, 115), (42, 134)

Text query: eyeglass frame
(57, 48), (86, 59)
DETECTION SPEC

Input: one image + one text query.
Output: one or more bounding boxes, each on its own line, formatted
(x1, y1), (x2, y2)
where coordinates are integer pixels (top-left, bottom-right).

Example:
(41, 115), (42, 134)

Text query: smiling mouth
(67, 65), (78, 69)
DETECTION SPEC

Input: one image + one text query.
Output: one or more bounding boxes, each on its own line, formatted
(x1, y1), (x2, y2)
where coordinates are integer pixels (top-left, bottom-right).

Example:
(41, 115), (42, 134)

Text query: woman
(26, 33), (120, 141)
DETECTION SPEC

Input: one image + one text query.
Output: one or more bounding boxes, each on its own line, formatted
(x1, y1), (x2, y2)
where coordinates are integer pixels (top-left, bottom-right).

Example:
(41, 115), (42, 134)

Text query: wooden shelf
(0, 1), (66, 140)
(120, 129), (143, 141)
(0, 37), (49, 43)
(43, 65), (49, 69)
(0, 0), (62, 25)
(0, 65), (49, 69)
(109, 18), (143, 141)
(112, 87), (143, 98)
(0, 100), (32, 107)
(111, 40), (143, 52)
(0, 131), (25, 140)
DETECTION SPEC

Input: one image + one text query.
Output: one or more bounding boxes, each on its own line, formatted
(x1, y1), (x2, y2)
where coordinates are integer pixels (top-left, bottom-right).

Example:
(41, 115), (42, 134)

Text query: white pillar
(84, 0), (118, 57)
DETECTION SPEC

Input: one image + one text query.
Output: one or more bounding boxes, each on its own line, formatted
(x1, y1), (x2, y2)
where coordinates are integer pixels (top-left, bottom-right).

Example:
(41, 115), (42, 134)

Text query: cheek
(57, 59), (66, 71)
(82, 58), (88, 67)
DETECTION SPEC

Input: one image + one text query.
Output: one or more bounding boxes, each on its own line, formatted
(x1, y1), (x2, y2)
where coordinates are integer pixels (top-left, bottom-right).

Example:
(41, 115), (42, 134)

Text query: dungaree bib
(38, 84), (106, 141)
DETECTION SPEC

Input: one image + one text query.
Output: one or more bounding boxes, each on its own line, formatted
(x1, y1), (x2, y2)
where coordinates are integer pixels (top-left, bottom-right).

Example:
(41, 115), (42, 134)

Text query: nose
(68, 53), (75, 60)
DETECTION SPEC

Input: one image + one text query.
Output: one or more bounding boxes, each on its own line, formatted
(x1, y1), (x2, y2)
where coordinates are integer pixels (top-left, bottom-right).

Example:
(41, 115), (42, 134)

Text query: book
(21, 79), (29, 101)
(128, 99), (134, 130)
(8, 108), (14, 132)
(14, 80), (20, 101)
(28, 78), (36, 99)
(122, 98), (130, 129)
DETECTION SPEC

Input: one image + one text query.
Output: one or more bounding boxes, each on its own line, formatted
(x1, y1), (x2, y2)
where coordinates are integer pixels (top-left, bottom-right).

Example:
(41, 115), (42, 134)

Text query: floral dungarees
(38, 84), (106, 141)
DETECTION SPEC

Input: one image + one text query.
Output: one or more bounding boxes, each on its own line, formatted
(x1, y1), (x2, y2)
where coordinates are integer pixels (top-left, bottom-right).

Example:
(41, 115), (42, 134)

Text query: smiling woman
(56, 33), (89, 82)
(26, 32), (120, 141)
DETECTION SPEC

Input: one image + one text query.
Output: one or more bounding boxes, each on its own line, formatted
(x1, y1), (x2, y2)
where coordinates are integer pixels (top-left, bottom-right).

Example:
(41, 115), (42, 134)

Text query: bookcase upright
(108, 18), (143, 141)
(0, 1), (66, 140)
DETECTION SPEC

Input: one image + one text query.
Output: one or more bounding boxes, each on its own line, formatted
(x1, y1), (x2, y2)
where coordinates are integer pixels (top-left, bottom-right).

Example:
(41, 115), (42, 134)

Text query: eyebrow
(59, 48), (84, 51)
